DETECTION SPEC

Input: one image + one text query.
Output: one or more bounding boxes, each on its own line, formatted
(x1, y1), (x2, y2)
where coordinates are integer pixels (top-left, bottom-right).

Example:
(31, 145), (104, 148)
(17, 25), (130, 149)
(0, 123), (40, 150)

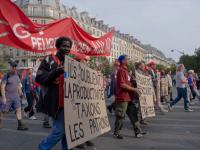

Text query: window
(41, 20), (46, 24)
(42, 7), (45, 16)
(16, 50), (20, 56)
(49, 9), (54, 17)
(9, 49), (13, 57)
(97, 31), (99, 36)
(32, 20), (37, 23)
(22, 60), (26, 67)
(38, 0), (42, 4)
(32, 59), (36, 67)
(33, 7), (37, 16)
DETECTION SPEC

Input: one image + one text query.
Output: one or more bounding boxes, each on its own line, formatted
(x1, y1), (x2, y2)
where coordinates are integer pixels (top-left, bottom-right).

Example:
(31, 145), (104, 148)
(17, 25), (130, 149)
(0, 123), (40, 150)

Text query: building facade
(144, 46), (175, 67)
(1, 0), (170, 68)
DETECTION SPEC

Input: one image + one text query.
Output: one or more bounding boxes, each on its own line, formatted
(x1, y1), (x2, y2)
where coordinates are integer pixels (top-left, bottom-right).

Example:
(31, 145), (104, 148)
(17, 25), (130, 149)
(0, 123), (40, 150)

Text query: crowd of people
(0, 36), (200, 150)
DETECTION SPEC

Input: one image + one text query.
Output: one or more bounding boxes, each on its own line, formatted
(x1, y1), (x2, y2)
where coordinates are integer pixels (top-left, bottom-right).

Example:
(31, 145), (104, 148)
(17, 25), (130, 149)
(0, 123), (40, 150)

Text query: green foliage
(169, 64), (176, 74)
(102, 63), (112, 76)
(156, 64), (166, 71)
(178, 46), (200, 72)
(128, 61), (135, 72)
(0, 58), (7, 72)
(179, 55), (200, 72)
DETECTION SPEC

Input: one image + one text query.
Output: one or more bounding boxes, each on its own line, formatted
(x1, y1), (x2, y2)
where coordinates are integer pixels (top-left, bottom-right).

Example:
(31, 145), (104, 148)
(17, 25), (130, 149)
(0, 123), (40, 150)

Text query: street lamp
(171, 49), (184, 55)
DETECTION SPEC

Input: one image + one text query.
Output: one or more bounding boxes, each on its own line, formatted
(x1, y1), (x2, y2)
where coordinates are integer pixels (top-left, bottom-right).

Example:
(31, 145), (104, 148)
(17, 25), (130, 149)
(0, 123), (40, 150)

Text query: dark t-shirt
(2, 72), (20, 100)
(115, 66), (132, 102)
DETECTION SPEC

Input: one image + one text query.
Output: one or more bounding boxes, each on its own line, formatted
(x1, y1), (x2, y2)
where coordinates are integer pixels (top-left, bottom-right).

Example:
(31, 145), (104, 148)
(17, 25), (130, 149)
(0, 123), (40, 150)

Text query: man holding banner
(114, 55), (144, 139)
(36, 37), (73, 150)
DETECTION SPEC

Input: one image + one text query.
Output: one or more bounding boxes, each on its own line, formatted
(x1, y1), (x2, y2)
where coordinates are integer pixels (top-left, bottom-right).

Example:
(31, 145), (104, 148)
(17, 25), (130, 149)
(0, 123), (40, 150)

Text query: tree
(169, 64), (176, 74)
(156, 64), (166, 71)
(0, 57), (7, 73)
(102, 62), (112, 76)
(179, 55), (199, 72)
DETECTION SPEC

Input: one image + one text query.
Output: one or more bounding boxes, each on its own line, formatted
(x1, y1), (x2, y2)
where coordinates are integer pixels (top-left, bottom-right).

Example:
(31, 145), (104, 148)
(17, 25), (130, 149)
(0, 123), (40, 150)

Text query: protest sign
(64, 56), (110, 148)
(160, 77), (169, 96)
(135, 71), (155, 119)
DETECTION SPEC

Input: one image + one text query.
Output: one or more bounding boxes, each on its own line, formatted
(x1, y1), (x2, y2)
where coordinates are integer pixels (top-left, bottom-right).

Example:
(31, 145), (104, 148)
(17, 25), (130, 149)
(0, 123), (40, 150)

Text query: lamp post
(171, 49), (184, 55)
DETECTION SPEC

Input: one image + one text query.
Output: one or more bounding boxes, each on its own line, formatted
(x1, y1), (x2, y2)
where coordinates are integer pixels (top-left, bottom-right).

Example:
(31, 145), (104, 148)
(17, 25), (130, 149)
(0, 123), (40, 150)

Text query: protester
(168, 64), (193, 112)
(113, 55), (145, 139)
(106, 75), (111, 98)
(160, 70), (169, 103)
(135, 61), (149, 126)
(0, 60), (28, 130)
(0, 72), (3, 128)
(166, 70), (173, 101)
(22, 68), (37, 120)
(36, 37), (73, 150)
(107, 59), (120, 114)
(148, 61), (168, 114)
(188, 70), (200, 102)
(0, 72), (3, 82)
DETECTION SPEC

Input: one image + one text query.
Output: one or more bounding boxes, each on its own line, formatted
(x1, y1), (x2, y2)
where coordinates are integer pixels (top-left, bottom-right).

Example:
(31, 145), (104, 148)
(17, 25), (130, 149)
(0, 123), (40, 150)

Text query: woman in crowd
(168, 64), (193, 112)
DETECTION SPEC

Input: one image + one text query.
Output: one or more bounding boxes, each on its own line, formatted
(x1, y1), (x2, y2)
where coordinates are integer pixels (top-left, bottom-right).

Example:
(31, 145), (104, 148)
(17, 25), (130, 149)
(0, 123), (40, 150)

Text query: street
(0, 90), (200, 150)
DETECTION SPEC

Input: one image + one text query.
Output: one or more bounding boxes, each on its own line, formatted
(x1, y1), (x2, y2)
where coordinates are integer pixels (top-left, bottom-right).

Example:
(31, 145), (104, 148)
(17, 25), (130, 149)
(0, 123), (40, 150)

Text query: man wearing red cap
(148, 61), (168, 113)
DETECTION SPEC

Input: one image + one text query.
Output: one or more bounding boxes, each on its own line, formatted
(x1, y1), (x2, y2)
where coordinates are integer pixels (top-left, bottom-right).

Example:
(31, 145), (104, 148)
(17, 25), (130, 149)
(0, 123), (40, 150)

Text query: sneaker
(29, 116), (37, 120)
(113, 133), (123, 139)
(189, 102), (195, 106)
(162, 109), (168, 113)
(43, 122), (51, 128)
(168, 104), (173, 112)
(135, 133), (143, 138)
(17, 124), (28, 131)
(141, 131), (147, 135)
(76, 143), (87, 149)
(185, 109), (194, 112)
(86, 141), (94, 147)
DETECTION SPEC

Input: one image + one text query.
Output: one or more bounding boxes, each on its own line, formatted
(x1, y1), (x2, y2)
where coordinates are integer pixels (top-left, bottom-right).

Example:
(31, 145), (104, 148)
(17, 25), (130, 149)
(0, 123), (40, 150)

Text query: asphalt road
(0, 89), (200, 150)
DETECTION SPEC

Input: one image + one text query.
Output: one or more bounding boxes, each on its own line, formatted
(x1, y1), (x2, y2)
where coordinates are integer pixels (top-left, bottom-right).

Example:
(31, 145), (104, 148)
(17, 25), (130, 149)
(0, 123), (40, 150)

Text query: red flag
(0, 0), (114, 56)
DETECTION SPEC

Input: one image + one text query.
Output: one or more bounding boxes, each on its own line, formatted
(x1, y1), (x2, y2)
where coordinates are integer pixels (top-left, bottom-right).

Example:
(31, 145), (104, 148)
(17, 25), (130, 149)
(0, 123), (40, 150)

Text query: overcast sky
(62, 0), (200, 61)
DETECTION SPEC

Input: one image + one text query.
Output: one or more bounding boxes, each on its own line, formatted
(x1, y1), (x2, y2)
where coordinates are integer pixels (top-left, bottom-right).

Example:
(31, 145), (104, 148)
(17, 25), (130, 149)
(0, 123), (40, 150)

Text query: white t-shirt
(176, 71), (186, 88)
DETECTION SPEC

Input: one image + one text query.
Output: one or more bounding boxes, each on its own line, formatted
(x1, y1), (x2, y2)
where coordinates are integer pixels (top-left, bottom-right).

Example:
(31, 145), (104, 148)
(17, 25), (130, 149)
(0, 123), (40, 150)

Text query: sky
(62, 0), (200, 61)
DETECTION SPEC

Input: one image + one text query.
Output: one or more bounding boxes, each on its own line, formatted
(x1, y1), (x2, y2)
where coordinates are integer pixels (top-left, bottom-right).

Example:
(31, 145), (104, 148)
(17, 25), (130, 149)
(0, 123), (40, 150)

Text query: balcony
(27, 10), (59, 19)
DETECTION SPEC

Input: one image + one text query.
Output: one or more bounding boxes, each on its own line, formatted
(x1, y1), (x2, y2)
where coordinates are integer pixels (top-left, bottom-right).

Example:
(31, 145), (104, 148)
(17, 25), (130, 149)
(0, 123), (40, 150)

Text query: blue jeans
(38, 109), (68, 150)
(170, 87), (189, 110)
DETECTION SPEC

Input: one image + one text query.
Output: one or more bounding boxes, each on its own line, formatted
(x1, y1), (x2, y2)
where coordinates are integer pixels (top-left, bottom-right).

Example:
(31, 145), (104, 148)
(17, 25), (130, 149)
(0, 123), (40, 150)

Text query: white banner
(64, 56), (110, 149)
(135, 71), (155, 119)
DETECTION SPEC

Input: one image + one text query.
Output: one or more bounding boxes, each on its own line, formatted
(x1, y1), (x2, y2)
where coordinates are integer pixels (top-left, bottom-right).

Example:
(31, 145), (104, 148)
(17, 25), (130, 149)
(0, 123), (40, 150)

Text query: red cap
(148, 61), (157, 66)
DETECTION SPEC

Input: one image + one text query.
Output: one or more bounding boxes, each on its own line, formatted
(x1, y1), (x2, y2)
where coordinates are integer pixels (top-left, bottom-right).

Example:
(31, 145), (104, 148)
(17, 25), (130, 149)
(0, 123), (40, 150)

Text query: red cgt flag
(0, 0), (114, 56)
